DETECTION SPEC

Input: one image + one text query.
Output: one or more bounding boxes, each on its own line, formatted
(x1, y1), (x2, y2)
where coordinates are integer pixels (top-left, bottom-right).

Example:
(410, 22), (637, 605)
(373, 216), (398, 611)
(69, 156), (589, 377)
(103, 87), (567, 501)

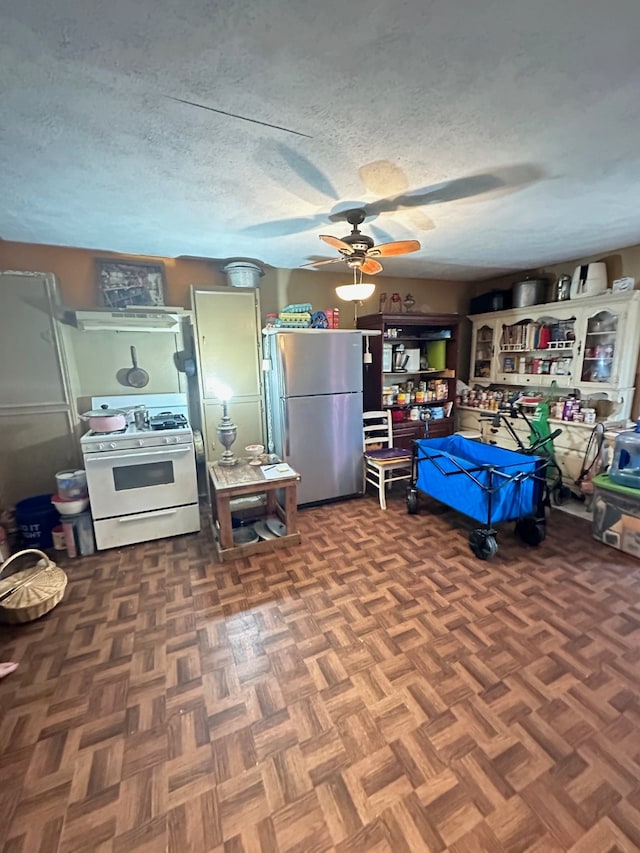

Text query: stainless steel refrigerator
(263, 329), (364, 505)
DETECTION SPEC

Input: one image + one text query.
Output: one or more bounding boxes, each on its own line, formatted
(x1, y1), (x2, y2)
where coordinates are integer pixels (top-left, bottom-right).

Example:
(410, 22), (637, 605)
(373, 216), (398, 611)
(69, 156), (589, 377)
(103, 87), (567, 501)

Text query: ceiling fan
(301, 209), (421, 275)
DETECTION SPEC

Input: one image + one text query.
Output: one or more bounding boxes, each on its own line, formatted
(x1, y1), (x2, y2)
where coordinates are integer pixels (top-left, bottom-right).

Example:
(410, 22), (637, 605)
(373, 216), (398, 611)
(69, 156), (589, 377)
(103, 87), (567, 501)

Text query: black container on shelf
(469, 289), (512, 315)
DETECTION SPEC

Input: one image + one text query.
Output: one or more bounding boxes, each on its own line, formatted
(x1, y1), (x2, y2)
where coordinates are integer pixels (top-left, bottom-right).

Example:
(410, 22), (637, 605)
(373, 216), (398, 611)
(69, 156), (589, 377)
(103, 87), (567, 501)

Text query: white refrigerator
(263, 329), (364, 505)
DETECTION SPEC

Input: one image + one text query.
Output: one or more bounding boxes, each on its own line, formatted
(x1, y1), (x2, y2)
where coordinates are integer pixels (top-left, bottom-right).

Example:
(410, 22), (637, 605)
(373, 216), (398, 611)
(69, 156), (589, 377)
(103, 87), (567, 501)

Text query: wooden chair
(363, 410), (413, 509)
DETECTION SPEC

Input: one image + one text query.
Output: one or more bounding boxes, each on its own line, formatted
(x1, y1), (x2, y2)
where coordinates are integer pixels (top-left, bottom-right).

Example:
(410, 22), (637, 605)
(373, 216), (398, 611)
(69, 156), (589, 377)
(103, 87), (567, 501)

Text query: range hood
(73, 308), (185, 332)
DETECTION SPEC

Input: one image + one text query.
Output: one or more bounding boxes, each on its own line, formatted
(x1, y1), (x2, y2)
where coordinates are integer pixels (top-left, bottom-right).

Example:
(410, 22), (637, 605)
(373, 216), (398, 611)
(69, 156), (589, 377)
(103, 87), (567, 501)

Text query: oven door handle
(84, 446), (192, 464)
(118, 508), (178, 522)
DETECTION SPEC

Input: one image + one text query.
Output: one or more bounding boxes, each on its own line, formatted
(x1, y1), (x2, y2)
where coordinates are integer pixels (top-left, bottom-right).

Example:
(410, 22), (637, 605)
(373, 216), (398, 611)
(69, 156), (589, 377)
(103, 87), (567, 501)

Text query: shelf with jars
(468, 290), (640, 401)
(357, 312), (460, 449)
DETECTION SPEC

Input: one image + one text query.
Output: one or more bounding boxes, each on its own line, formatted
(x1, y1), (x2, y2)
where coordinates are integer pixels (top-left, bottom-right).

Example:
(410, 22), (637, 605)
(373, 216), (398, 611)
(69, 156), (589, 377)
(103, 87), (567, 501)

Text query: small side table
(208, 462), (301, 561)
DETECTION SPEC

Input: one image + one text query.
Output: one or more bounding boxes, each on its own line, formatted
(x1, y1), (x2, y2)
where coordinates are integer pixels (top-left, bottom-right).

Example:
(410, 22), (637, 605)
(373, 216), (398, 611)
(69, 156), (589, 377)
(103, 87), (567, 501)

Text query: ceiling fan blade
(360, 258), (383, 275)
(368, 240), (421, 258)
(319, 234), (354, 254)
(300, 258), (346, 269)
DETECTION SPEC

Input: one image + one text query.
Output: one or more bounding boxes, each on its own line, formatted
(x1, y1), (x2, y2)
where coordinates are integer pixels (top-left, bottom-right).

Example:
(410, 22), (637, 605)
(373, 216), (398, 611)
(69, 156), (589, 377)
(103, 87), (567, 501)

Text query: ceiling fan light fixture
(335, 282), (376, 302)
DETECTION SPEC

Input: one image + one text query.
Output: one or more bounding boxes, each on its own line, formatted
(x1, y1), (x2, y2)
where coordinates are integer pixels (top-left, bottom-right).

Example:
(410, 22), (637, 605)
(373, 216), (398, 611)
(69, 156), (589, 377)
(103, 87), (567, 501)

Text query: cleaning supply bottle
(609, 421), (640, 490)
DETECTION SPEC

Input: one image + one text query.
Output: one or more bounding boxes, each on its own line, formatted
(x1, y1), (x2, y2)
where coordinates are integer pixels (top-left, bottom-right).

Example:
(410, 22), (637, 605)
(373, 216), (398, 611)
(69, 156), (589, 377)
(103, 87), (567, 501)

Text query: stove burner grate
(149, 412), (189, 431)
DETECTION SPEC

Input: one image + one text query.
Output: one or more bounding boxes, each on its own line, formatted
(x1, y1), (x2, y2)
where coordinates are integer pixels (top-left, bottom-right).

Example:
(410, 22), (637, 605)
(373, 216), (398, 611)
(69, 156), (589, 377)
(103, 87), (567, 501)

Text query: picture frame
(96, 259), (166, 309)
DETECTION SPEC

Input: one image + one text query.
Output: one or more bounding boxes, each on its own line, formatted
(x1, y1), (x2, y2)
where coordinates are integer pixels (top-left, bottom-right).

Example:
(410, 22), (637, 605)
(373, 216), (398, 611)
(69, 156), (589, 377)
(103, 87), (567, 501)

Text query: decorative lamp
(209, 379), (238, 466)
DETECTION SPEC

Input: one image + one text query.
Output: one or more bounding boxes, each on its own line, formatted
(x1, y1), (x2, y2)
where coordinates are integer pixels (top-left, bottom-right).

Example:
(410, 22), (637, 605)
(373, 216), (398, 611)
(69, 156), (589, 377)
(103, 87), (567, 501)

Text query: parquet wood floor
(1, 492), (640, 852)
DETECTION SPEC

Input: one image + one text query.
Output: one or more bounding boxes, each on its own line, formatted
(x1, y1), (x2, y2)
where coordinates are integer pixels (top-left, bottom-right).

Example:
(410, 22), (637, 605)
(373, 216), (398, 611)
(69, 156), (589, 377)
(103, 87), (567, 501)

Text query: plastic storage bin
(592, 473), (640, 558)
(609, 421), (640, 490)
(55, 470), (88, 500)
(15, 494), (60, 549)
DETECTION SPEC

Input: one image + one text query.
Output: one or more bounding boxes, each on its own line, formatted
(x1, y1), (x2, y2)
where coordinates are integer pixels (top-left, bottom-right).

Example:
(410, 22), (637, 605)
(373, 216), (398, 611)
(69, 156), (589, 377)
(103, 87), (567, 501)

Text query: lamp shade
(335, 282), (376, 302)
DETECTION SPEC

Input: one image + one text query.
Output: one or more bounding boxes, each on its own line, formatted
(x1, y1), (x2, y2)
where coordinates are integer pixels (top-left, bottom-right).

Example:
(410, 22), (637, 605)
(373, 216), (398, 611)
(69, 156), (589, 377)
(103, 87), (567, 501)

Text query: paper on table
(260, 463), (296, 480)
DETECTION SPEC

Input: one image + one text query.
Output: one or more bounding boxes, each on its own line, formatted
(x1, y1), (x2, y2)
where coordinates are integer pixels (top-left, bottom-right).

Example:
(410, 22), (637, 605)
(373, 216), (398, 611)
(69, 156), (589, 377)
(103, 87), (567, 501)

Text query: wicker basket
(0, 549), (68, 624)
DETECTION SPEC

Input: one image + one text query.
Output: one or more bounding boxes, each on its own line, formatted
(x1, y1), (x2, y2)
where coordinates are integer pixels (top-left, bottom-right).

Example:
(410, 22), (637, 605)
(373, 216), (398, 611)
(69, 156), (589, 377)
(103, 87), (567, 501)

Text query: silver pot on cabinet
(512, 277), (548, 308)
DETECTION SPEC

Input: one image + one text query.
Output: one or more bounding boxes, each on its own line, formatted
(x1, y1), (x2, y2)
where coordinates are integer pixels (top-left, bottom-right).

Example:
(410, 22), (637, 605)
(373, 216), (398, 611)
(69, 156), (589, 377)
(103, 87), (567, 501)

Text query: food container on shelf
(512, 277), (549, 308)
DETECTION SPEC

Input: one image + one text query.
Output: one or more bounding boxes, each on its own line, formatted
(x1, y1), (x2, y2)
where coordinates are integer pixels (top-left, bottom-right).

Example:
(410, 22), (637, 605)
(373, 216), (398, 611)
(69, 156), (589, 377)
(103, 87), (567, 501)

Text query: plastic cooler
(592, 473), (640, 558)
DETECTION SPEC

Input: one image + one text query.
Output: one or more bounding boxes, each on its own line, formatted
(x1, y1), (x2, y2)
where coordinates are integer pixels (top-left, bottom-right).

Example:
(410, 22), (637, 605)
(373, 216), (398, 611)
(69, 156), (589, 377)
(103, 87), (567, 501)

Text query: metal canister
(552, 275), (572, 301)
(133, 405), (149, 430)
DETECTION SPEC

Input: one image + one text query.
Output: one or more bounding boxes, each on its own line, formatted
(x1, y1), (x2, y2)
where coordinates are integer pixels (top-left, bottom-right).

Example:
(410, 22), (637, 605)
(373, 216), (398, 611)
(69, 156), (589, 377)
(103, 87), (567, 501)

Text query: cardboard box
(592, 473), (640, 558)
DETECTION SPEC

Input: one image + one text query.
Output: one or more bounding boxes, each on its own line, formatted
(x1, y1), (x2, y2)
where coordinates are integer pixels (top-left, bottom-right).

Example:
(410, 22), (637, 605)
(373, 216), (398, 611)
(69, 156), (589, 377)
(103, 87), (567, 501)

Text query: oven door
(84, 443), (198, 519)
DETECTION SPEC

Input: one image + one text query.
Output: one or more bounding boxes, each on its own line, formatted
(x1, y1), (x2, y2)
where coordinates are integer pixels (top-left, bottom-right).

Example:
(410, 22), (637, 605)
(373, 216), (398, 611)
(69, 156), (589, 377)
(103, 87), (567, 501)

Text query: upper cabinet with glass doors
(468, 291), (640, 416)
(579, 308), (623, 386)
(470, 321), (497, 381)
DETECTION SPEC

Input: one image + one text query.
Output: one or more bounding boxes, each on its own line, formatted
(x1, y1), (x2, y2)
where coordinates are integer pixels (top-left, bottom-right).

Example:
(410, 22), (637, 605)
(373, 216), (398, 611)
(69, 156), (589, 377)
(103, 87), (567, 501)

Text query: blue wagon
(407, 435), (549, 559)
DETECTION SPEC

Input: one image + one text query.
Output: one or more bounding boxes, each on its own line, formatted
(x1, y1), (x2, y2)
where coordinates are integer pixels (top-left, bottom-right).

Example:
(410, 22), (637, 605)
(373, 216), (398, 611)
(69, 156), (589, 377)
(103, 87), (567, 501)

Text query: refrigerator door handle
(281, 398), (290, 457)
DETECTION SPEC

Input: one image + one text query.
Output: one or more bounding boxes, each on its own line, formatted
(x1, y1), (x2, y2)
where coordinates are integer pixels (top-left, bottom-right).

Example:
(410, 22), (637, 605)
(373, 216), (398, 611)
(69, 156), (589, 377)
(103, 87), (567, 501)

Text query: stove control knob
(138, 439), (144, 446)
(110, 442), (117, 449)
(165, 436), (177, 444)
(98, 443), (106, 450)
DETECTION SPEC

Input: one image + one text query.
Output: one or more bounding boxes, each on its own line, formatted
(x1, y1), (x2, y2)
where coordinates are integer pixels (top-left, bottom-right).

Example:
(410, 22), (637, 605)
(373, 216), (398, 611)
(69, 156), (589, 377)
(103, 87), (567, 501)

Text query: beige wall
(470, 244), (640, 297)
(0, 239), (474, 322)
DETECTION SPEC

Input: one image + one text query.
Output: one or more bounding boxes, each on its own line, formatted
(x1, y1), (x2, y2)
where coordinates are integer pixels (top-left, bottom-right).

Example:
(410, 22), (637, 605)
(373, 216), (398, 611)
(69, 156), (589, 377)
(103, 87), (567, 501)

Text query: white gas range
(81, 393), (200, 550)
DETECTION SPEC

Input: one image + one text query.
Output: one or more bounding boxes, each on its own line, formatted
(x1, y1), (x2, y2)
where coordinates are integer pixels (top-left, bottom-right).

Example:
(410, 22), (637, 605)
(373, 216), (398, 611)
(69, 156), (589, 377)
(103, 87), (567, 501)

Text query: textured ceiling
(2, 0), (640, 280)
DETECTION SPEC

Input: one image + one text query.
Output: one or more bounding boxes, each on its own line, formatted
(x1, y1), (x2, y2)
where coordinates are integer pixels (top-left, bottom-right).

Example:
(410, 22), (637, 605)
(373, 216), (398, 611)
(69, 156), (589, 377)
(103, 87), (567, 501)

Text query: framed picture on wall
(96, 259), (166, 309)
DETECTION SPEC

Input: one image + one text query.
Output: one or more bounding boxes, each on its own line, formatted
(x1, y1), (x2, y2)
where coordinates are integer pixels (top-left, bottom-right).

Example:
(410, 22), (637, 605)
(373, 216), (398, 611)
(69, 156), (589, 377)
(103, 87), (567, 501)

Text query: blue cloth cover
(414, 435), (542, 525)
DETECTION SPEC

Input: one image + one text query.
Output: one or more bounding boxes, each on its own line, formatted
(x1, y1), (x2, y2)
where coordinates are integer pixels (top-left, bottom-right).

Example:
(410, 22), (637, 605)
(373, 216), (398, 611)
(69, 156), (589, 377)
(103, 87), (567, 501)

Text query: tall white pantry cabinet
(191, 285), (265, 464)
(460, 291), (640, 483)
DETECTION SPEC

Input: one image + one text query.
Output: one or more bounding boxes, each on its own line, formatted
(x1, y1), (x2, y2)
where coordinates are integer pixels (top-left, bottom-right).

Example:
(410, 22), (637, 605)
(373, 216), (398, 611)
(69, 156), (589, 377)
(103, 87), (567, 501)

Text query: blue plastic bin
(15, 494), (60, 549)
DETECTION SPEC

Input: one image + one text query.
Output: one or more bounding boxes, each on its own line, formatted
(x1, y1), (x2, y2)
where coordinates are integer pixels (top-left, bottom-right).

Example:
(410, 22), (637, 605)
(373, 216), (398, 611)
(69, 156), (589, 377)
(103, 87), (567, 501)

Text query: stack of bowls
(52, 470), (89, 515)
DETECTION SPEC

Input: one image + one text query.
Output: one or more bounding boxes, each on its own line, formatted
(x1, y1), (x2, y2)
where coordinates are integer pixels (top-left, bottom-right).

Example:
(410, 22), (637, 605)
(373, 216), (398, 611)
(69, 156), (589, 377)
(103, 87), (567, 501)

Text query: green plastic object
(593, 472), (640, 497)
(426, 339), (446, 371)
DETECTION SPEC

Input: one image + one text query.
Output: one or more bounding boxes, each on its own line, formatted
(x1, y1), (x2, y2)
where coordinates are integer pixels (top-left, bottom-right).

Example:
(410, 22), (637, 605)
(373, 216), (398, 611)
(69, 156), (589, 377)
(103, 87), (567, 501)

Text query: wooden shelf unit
(357, 312), (460, 449)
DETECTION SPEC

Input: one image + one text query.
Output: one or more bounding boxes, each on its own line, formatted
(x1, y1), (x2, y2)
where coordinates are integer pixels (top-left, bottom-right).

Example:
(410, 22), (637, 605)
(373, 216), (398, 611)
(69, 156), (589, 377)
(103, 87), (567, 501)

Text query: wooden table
(207, 461), (301, 561)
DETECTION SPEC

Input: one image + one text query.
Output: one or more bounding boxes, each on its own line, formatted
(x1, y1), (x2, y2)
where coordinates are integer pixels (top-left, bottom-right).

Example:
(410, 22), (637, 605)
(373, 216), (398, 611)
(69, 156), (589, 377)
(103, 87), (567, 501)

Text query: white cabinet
(469, 291), (640, 417)
(0, 272), (79, 506)
(464, 291), (640, 493)
(191, 286), (265, 463)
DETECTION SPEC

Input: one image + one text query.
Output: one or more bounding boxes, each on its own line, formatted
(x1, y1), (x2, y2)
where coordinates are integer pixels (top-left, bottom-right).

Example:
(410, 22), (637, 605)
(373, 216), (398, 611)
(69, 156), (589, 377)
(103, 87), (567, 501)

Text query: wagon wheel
(407, 488), (419, 514)
(552, 484), (572, 506)
(516, 515), (546, 546)
(469, 529), (498, 560)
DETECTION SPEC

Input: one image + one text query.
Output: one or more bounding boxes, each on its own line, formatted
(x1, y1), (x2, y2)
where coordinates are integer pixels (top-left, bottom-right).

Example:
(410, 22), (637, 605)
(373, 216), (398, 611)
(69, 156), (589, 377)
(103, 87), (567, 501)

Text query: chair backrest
(363, 410), (394, 450)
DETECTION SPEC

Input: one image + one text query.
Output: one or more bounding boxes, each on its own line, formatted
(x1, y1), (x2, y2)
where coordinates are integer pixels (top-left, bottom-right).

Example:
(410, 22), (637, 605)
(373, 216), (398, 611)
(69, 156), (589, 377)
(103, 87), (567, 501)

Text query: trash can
(15, 494), (59, 549)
